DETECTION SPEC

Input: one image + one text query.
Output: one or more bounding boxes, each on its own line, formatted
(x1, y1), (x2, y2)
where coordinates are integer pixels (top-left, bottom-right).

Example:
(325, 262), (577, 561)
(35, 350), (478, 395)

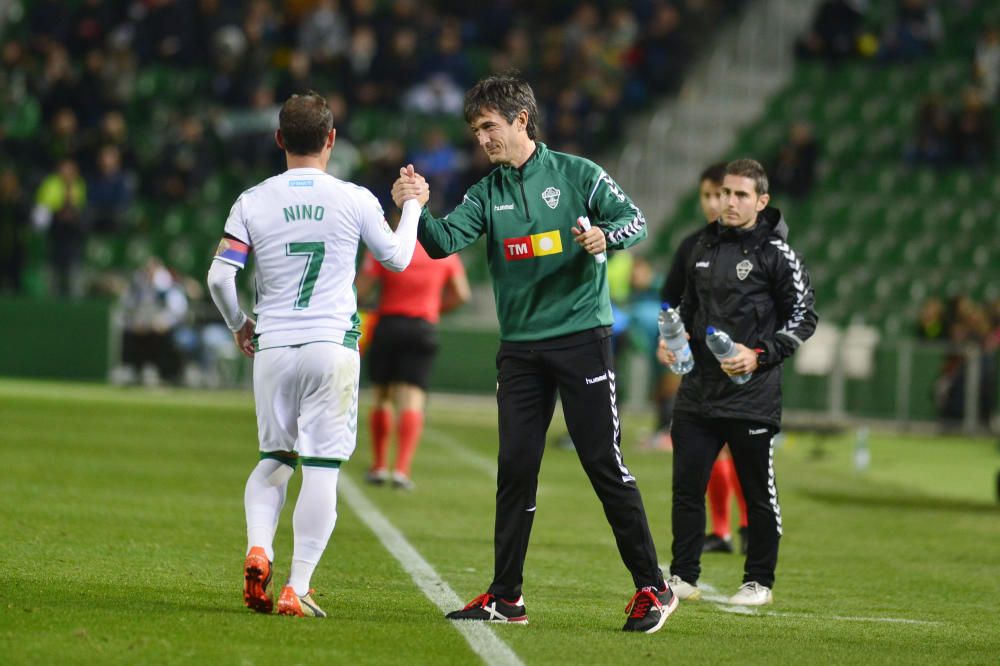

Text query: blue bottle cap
(661, 301), (671, 310)
(706, 326), (717, 335)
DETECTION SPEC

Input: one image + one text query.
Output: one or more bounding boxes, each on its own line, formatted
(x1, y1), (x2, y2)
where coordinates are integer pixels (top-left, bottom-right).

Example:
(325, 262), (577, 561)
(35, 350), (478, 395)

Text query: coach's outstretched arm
(394, 171), (486, 259)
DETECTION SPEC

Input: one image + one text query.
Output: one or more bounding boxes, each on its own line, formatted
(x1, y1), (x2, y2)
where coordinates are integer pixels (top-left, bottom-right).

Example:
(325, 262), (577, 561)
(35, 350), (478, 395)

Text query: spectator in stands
(135, 0), (199, 66)
(153, 115), (218, 201)
(412, 126), (464, 209)
(879, 0), (943, 62)
(32, 158), (86, 298)
(795, 0), (866, 62)
(951, 87), (993, 167)
(0, 168), (29, 294)
(276, 50), (318, 103)
(916, 296), (946, 340)
(637, 3), (688, 97)
(298, 0), (349, 65)
(357, 243), (469, 490)
(403, 72), (465, 116)
(86, 145), (134, 234)
(769, 122), (819, 199)
(37, 46), (81, 122)
(121, 256), (188, 385)
(905, 94), (953, 168)
(974, 24), (1000, 104)
(933, 296), (998, 428)
(46, 108), (83, 163)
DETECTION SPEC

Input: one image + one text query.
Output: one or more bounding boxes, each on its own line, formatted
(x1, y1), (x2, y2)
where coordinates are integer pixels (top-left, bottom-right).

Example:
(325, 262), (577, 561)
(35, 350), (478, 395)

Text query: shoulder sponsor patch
(503, 230), (563, 261)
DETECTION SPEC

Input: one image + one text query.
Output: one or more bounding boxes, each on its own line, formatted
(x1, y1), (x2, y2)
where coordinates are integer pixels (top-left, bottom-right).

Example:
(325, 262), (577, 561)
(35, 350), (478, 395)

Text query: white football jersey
(217, 167), (404, 351)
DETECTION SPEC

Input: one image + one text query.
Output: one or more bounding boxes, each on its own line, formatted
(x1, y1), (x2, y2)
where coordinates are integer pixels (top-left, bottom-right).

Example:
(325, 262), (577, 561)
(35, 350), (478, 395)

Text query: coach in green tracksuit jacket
(391, 73), (677, 634)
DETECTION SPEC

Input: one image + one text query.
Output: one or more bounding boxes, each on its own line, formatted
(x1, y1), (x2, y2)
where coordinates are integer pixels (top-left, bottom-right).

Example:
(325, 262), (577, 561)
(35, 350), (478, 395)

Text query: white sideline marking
(424, 426), (498, 478)
(693, 581), (941, 626)
(340, 474), (525, 666)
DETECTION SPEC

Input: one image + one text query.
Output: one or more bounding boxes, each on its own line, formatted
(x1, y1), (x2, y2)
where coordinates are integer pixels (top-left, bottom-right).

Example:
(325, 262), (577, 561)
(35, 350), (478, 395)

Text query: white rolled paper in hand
(577, 216), (607, 264)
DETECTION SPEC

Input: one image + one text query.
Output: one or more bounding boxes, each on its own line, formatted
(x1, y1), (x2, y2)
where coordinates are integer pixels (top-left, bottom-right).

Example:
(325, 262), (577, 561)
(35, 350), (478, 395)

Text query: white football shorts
(253, 341), (360, 466)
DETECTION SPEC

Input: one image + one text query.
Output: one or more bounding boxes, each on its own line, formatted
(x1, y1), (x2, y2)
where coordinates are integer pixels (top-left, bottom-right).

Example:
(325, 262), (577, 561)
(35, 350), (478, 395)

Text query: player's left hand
(572, 222), (606, 256)
(233, 317), (256, 359)
(721, 343), (758, 376)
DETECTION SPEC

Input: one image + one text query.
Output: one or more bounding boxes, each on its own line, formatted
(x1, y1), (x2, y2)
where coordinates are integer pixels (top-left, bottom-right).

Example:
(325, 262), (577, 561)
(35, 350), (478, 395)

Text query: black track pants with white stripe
(487, 336), (664, 600)
(669, 413), (782, 588)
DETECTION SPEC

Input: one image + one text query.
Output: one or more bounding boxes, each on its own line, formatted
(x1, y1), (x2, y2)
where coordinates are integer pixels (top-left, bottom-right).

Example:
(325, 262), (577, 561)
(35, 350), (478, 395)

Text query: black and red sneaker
(445, 593), (528, 624)
(622, 585), (678, 633)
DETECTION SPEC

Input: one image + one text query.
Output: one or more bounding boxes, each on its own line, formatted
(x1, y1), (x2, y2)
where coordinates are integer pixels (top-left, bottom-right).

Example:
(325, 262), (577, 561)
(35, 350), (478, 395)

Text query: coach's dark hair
(464, 72), (539, 139)
(278, 91), (333, 155)
(725, 158), (769, 195)
(699, 163), (727, 186)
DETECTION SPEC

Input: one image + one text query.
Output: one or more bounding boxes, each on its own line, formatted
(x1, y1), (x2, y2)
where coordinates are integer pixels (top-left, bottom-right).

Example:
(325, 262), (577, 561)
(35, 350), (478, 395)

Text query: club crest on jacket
(541, 186), (560, 209)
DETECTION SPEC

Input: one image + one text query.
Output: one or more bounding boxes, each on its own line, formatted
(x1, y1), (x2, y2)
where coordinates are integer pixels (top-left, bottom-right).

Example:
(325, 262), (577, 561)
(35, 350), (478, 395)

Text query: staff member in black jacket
(657, 159), (817, 606)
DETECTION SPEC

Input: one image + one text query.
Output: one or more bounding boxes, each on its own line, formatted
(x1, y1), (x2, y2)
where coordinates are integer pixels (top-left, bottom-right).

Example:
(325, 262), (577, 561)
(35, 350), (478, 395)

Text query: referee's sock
(707, 456), (733, 538)
(370, 407), (393, 471)
(394, 409), (424, 477)
(731, 458), (749, 528)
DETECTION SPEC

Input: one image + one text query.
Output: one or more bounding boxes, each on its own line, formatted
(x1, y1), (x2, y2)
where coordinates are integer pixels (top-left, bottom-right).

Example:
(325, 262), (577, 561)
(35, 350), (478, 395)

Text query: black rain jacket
(674, 207), (817, 427)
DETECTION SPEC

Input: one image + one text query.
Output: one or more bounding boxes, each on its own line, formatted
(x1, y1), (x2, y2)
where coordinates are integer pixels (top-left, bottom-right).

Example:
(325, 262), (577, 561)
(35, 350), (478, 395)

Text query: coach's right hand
(392, 163), (430, 209)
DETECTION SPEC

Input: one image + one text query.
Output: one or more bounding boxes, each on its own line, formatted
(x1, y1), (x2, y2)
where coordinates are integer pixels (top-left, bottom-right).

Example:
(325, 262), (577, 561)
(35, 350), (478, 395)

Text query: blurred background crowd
(0, 0), (997, 428)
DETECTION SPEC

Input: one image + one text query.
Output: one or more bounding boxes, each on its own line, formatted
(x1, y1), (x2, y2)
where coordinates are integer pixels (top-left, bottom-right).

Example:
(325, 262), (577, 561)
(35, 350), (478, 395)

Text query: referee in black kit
(657, 159), (817, 606)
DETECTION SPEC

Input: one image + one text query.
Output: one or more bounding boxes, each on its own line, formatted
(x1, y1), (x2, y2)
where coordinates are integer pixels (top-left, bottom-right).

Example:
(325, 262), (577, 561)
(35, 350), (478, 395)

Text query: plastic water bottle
(658, 302), (693, 375)
(853, 426), (870, 472)
(705, 326), (751, 385)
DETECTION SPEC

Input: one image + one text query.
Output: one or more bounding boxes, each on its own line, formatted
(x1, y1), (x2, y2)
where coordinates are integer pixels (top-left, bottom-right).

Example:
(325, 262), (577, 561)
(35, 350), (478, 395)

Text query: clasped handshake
(389, 163), (605, 257)
(391, 164), (430, 209)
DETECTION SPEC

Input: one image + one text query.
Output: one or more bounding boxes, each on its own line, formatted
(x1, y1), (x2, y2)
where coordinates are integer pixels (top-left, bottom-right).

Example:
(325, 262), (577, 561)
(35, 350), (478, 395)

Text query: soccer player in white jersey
(207, 92), (428, 618)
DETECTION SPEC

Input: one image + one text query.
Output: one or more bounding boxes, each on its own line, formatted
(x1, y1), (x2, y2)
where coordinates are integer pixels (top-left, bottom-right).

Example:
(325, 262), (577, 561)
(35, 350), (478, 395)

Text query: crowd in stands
(916, 295), (1000, 426)
(0, 0), (748, 305)
(794, 1), (998, 172)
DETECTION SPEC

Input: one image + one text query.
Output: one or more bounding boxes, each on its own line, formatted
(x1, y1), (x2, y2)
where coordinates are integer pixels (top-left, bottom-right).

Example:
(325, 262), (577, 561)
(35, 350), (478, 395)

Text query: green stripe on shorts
(299, 457), (344, 469)
(260, 451), (300, 468)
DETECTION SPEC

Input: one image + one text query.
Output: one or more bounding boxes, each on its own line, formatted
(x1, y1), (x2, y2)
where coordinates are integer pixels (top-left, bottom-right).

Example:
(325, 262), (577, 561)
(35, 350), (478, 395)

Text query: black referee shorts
(366, 315), (439, 390)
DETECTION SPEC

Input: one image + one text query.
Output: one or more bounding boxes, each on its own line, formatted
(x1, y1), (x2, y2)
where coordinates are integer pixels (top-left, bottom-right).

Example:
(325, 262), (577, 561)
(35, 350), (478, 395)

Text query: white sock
(244, 458), (294, 562)
(288, 466), (339, 596)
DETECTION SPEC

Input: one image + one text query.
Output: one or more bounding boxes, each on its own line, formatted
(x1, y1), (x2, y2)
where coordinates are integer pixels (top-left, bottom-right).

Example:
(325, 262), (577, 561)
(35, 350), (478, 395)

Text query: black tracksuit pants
(487, 333), (664, 600)
(670, 412), (782, 588)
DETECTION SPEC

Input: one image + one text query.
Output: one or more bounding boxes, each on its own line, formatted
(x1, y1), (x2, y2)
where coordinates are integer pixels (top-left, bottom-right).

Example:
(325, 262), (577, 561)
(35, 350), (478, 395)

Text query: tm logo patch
(503, 230), (563, 261)
(288, 179), (314, 187)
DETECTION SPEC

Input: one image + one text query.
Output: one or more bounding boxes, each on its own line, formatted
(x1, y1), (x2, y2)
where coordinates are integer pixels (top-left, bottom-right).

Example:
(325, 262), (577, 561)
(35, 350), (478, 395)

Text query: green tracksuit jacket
(417, 143), (647, 341)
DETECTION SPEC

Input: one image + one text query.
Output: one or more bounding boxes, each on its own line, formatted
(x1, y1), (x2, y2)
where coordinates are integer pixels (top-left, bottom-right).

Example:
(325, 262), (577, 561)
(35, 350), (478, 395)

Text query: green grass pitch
(2, 379), (999, 664)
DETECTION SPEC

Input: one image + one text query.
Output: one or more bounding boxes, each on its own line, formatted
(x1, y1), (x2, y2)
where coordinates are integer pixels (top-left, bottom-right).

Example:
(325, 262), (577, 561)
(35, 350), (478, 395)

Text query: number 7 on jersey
(286, 242), (325, 309)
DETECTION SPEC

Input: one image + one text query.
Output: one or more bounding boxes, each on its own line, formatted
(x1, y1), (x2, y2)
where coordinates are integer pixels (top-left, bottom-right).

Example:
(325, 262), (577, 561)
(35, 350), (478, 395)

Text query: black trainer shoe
(445, 593), (528, 624)
(702, 533), (734, 554)
(739, 526), (749, 555)
(622, 585), (678, 633)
